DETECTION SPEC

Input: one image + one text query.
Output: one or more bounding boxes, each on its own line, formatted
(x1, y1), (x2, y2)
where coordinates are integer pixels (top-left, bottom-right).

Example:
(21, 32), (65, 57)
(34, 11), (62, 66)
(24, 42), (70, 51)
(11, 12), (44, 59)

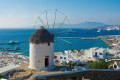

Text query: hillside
(71, 22), (106, 28)
(30, 22), (107, 29)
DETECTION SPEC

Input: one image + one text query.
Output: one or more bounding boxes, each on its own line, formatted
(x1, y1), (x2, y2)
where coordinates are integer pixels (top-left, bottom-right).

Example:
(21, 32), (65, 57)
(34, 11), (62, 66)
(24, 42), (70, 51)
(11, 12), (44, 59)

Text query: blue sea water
(0, 28), (120, 56)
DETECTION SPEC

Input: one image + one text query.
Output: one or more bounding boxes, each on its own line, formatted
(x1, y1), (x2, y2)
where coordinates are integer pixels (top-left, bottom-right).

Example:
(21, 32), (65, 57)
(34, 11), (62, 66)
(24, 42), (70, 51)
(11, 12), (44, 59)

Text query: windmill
(29, 9), (74, 70)
(34, 9), (73, 51)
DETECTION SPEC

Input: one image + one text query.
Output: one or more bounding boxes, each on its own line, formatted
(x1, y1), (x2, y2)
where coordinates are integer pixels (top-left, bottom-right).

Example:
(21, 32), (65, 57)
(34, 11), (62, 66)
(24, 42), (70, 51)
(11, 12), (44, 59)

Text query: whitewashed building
(29, 26), (54, 70)
(84, 47), (108, 59)
(57, 51), (80, 64)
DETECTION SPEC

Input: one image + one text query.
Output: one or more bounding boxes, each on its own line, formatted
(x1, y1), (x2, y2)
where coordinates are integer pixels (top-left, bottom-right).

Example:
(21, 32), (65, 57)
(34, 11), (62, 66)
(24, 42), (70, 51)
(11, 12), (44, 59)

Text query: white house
(29, 26), (54, 70)
(84, 47), (108, 59)
(57, 51), (80, 64)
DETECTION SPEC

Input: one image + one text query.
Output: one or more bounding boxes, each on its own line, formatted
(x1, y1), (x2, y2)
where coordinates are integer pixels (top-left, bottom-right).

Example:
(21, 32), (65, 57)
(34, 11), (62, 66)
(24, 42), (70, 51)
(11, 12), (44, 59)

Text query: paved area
(0, 64), (20, 74)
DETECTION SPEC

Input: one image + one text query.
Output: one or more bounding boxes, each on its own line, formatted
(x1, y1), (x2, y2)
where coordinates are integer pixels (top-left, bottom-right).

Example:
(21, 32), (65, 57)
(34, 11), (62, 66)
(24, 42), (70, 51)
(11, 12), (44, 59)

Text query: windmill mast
(54, 16), (67, 34)
(46, 10), (49, 32)
(38, 17), (48, 29)
(34, 9), (72, 53)
(52, 9), (57, 34)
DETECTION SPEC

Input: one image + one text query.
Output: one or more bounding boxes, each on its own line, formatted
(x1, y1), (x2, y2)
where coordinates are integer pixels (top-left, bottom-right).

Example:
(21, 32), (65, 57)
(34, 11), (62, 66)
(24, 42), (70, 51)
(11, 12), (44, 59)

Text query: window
(114, 64), (117, 69)
(48, 42), (50, 46)
(99, 53), (102, 55)
(64, 57), (66, 60)
(60, 57), (63, 59)
(95, 52), (97, 57)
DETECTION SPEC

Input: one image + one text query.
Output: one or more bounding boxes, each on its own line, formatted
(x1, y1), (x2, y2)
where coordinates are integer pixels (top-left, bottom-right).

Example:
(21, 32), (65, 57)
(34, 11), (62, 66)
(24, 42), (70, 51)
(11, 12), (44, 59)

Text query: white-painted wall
(29, 43), (54, 70)
(84, 48), (107, 59)
(84, 49), (94, 57)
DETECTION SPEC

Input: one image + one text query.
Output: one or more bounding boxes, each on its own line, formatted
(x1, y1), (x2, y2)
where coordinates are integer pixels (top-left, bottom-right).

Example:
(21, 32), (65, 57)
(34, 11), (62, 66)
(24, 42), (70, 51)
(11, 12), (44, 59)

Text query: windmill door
(45, 57), (49, 67)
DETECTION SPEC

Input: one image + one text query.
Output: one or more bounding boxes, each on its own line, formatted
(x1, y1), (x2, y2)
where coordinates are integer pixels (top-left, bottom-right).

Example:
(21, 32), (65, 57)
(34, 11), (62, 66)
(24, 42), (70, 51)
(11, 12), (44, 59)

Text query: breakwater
(56, 37), (98, 39)
(57, 36), (112, 49)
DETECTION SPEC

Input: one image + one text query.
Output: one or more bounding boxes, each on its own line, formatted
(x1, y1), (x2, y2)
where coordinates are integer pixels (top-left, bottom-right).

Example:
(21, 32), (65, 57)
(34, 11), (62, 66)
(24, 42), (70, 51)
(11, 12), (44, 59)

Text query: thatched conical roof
(29, 26), (54, 44)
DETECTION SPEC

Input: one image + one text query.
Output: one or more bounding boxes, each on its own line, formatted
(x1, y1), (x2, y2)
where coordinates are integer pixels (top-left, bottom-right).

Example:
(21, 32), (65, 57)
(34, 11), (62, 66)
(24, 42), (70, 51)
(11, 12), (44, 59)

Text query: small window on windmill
(48, 42), (50, 46)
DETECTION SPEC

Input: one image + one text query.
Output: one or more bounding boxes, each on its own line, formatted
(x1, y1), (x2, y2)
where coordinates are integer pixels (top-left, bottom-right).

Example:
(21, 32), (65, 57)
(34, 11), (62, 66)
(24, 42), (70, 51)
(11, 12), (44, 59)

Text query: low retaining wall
(0, 65), (20, 76)
(35, 69), (120, 80)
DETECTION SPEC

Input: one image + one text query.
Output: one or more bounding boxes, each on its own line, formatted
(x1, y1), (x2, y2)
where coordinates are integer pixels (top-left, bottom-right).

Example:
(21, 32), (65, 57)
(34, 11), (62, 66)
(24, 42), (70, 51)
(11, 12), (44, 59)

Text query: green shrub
(85, 59), (108, 69)
(71, 49), (74, 52)
(77, 50), (80, 53)
(68, 61), (77, 66)
(0, 74), (7, 79)
(62, 61), (68, 65)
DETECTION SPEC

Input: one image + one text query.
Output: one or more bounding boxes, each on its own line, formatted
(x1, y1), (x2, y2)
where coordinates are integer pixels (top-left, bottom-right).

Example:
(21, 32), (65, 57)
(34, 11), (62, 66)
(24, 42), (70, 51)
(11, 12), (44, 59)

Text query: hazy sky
(0, 0), (120, 28)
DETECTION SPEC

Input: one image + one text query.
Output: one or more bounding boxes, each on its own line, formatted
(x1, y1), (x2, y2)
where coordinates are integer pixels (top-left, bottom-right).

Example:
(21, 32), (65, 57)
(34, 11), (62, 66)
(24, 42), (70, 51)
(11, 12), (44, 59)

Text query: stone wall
(35, 70), (120, 80)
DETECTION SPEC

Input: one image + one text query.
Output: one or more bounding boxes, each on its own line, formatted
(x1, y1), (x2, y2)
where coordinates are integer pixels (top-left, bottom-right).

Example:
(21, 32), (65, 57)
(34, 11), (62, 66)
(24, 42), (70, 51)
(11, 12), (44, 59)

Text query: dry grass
(10, 63), (66, 80)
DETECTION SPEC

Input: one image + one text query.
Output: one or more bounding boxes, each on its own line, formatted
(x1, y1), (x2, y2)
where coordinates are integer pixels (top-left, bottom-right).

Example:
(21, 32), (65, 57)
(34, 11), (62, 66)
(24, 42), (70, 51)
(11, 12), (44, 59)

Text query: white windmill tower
(29, 9), (72, 70)
(29, 26), (54, 70)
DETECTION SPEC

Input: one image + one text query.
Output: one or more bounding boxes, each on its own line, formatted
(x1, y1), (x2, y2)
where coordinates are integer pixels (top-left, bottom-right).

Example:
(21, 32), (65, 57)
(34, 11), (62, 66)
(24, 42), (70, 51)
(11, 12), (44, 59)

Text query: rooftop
(29, 26), (54, 44)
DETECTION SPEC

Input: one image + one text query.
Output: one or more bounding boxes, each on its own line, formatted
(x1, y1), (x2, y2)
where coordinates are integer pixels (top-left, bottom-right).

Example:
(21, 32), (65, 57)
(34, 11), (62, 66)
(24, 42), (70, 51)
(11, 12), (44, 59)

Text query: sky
(0, 0), (120, 28)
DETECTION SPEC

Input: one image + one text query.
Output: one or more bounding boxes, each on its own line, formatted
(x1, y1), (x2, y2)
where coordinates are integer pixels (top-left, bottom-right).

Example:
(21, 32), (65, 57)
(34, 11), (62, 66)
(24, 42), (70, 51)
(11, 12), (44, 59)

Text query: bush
(71, 49), (74, 52)
(62, 61), (77, 66)
(0, 74), (7, 79)
(62, 61), (68, 65)
(85, 59), (108, 69)
(77, 50), (80, 53)
(68, 61), (77, 66)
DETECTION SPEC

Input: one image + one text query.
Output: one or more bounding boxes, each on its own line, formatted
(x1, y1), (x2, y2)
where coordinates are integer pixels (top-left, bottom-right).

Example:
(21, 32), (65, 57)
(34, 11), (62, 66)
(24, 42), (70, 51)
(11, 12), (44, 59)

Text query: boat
(97, 28), (101, 32)
(14, 47), (20, 50)
(67, 29), (78, 33)
(8, 40), (20, 44)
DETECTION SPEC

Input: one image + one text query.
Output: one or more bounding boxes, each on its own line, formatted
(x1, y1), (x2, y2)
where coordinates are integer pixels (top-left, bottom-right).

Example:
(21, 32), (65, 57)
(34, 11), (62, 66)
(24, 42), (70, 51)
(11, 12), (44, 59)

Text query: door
(95, 52), (97, 57)
(45, 57), (49, 67)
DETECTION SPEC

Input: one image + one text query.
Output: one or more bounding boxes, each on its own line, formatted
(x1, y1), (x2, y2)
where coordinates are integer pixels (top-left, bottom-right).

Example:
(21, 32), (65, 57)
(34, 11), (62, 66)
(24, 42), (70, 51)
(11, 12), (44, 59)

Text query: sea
(0, 28), (120, 56)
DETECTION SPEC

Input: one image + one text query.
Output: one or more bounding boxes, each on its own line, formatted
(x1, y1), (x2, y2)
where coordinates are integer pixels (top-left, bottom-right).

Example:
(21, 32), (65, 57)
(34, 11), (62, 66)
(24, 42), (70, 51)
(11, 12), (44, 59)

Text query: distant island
(31, 21), (110, 29)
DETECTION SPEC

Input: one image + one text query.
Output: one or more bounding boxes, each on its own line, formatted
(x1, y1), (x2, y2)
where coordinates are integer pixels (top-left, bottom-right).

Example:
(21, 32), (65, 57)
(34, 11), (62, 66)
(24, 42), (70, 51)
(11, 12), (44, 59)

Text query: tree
(85, 59), (108, 69)
(71, 49), (74, 53)
(77, 50), (81, 53)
